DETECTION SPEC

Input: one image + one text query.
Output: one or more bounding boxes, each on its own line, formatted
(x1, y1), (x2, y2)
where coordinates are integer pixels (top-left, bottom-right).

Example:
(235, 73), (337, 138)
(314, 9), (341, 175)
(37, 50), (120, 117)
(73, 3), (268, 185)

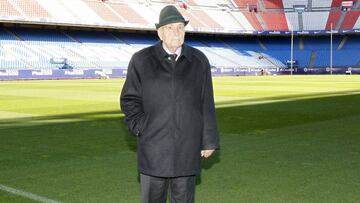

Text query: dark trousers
(140, 173), (196, 203)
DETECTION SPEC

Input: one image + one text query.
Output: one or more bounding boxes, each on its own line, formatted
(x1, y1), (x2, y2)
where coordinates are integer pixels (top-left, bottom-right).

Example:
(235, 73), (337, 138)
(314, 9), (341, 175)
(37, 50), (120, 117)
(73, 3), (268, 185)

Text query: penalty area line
(0, 184), (62, 203)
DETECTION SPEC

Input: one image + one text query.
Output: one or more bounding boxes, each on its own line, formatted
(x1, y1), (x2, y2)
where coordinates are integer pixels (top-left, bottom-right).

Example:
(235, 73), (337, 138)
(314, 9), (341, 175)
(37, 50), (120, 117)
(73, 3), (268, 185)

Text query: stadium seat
(0, 0), (359, 74)
(263, 0), (284, 9)
(303, 12), (329, 30)
(0, 0), (22, 16)
(341, 10), (360, 29)
(326, 10), (342, 30)
(312, 0), (333, 8)
(261, 12), (289, 31)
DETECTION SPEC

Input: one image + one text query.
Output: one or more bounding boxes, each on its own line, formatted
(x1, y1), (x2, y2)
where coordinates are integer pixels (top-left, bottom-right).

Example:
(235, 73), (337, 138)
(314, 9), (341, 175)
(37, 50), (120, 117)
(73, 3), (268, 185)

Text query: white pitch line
(0, 184), (62, 203)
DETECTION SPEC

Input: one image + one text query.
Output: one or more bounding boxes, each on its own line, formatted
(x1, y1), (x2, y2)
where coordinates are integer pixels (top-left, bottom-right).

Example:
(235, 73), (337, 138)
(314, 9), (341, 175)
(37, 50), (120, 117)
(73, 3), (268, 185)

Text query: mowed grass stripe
(0, 88), (120, 102)
(0, 95), (119, 116)
(197, 115), (360, 203)
(0, 75), (360, 202)
(0, 111), (38, 120)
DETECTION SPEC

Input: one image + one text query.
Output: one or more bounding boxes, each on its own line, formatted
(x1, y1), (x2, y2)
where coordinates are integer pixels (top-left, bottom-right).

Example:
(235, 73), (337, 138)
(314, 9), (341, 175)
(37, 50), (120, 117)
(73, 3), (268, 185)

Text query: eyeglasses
(163, 24), (185, 32)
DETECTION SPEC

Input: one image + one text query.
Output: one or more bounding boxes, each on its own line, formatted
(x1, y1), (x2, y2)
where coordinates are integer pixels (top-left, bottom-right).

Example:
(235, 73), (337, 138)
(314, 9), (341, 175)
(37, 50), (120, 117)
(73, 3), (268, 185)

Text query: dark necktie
(167, 54), (177, 62)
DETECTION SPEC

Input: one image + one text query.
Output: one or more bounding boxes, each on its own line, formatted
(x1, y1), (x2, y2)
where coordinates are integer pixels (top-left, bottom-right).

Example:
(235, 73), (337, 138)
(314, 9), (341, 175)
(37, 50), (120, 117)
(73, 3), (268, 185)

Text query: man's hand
(201, 149), (215, 158)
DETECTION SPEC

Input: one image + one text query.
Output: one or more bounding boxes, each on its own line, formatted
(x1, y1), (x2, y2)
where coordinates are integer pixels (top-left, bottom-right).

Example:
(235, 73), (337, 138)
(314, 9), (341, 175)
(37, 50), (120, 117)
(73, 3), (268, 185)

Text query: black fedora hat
(155, 5), (189, 29)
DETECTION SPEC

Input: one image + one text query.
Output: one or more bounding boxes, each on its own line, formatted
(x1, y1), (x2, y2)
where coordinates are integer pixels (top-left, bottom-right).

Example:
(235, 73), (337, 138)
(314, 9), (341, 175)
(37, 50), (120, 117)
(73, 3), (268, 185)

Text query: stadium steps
(243, 11), (264, 30)
(178, 9), (208, 29)
(189, 10), (217, 29)
(61, 31), (81, 43)
(256, 39), (267, 50)
(257, 0), (266, 11)
(341, 10), (360, 29)
(299, 38), (304, 50)
(257, 52), (281, 67)
(255, 12), (268, 30)
(0, 0), (21, 16)
(335, 10), (347, 29)
(198, 43), (244, 67)
(326, 10), (342, 30)
(307, 0), (312, 11)
(283, 0), (308, 9)
(0, 50), (30, 69)
(103, 2), (128, 22)
(303, 11), (329, 30)
(215, 38), (251, 59)
(108, 33), (129, 45)
(261, 12), (289, 30)
(224, 0), (236, 9)
(338, 36), (348, 50)
(200, 38), (227, 48)
(263, 0), (283, 9)
(60, 31), (104, 69)
(228, 12), (251, 30)
(0, 29), (37, 68)
(104, 3), (148, 25)
(14, 0), (51, 18)
(4, 28), (24, 41)
(197, 38), (268, 68)
(7, 0), (26, 16)
(83, 0), (124, 23)
(192, 9), (223, 30)
(309, 51), (317, 68)
(298, 12), (304, 31)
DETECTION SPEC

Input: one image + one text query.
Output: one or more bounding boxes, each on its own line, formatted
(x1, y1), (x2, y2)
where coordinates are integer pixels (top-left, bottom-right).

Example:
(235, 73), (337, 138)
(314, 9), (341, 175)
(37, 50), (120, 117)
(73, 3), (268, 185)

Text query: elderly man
(120, 5), (220, 203)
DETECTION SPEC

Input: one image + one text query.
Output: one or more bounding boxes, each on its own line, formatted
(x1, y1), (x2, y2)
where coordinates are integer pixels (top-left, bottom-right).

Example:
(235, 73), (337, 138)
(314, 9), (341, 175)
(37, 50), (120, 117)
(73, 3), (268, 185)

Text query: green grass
(0, 75), (360, 203)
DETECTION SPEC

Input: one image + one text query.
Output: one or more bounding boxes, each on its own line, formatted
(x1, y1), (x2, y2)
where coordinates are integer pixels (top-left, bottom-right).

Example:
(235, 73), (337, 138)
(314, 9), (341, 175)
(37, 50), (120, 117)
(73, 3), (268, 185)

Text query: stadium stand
(177, 8), (209, 30)
(342, 34), (360, 48)
(189, 0), (218, 7)
(312, 0), (333, 8)
(189, 9), (223, 30)
(282, 0), (308, 9)
(326, 10), (342, 29)
(3, 27), (354, 71)
(285, 12), (299, 31)
(303, 12), (329, 30)
(261, 12), (288, 30)
(83, 0), (124, 23)
(341, 10), (360, 29)
(331, 0), (357, 7)
(0, 0), (22, 17)
(0, 0), (359, 32)
(242, 11), (263, 30)
(108, 2), (149, 25)
(221, 36), (263, 51)
(354, 16), (360, 28)
(11, 0), (51, 18)
(200, 9), (231, 30)
(0, 0), (360, 78)
(232, 0), (258, 8)
(229, 11), (256, 31)
(263, 0), (284, 9)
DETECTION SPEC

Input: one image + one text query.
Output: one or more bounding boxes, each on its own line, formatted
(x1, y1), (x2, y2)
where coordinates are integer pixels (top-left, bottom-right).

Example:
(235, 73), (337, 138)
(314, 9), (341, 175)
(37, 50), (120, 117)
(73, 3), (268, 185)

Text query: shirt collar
(162, 43), (182, 61)
(154, 41), (192, 62)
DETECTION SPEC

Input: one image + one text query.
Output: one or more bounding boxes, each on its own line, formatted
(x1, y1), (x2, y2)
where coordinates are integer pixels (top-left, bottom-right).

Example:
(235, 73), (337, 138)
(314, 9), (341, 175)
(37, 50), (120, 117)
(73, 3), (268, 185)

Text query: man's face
(157, 22), (185, 52)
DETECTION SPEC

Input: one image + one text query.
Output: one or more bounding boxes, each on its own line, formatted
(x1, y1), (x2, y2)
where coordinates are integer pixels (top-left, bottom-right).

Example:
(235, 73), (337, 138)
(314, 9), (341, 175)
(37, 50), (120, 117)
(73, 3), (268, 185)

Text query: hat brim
(155, 20), (189, 29)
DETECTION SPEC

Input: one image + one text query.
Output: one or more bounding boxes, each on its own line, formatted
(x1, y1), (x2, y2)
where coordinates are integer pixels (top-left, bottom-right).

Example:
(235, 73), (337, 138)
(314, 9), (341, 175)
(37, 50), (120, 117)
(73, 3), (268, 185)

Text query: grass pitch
(0, 75), (360, 202)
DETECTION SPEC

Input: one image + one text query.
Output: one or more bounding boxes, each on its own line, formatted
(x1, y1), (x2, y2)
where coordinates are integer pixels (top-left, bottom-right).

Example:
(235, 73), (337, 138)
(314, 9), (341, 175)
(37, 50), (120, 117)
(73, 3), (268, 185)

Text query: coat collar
(154, 41), (193, 62)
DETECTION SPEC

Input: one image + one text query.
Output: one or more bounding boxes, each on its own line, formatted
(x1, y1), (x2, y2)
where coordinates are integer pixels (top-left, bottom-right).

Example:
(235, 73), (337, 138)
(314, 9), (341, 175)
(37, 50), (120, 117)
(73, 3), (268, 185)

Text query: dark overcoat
(120, 41), (219, 177)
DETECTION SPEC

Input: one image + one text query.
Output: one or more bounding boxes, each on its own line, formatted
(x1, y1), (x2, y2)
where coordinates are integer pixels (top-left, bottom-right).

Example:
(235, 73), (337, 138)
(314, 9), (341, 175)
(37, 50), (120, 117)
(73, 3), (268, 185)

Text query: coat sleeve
(201, 63), (220, 150)
(120, 55), (145, 137)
